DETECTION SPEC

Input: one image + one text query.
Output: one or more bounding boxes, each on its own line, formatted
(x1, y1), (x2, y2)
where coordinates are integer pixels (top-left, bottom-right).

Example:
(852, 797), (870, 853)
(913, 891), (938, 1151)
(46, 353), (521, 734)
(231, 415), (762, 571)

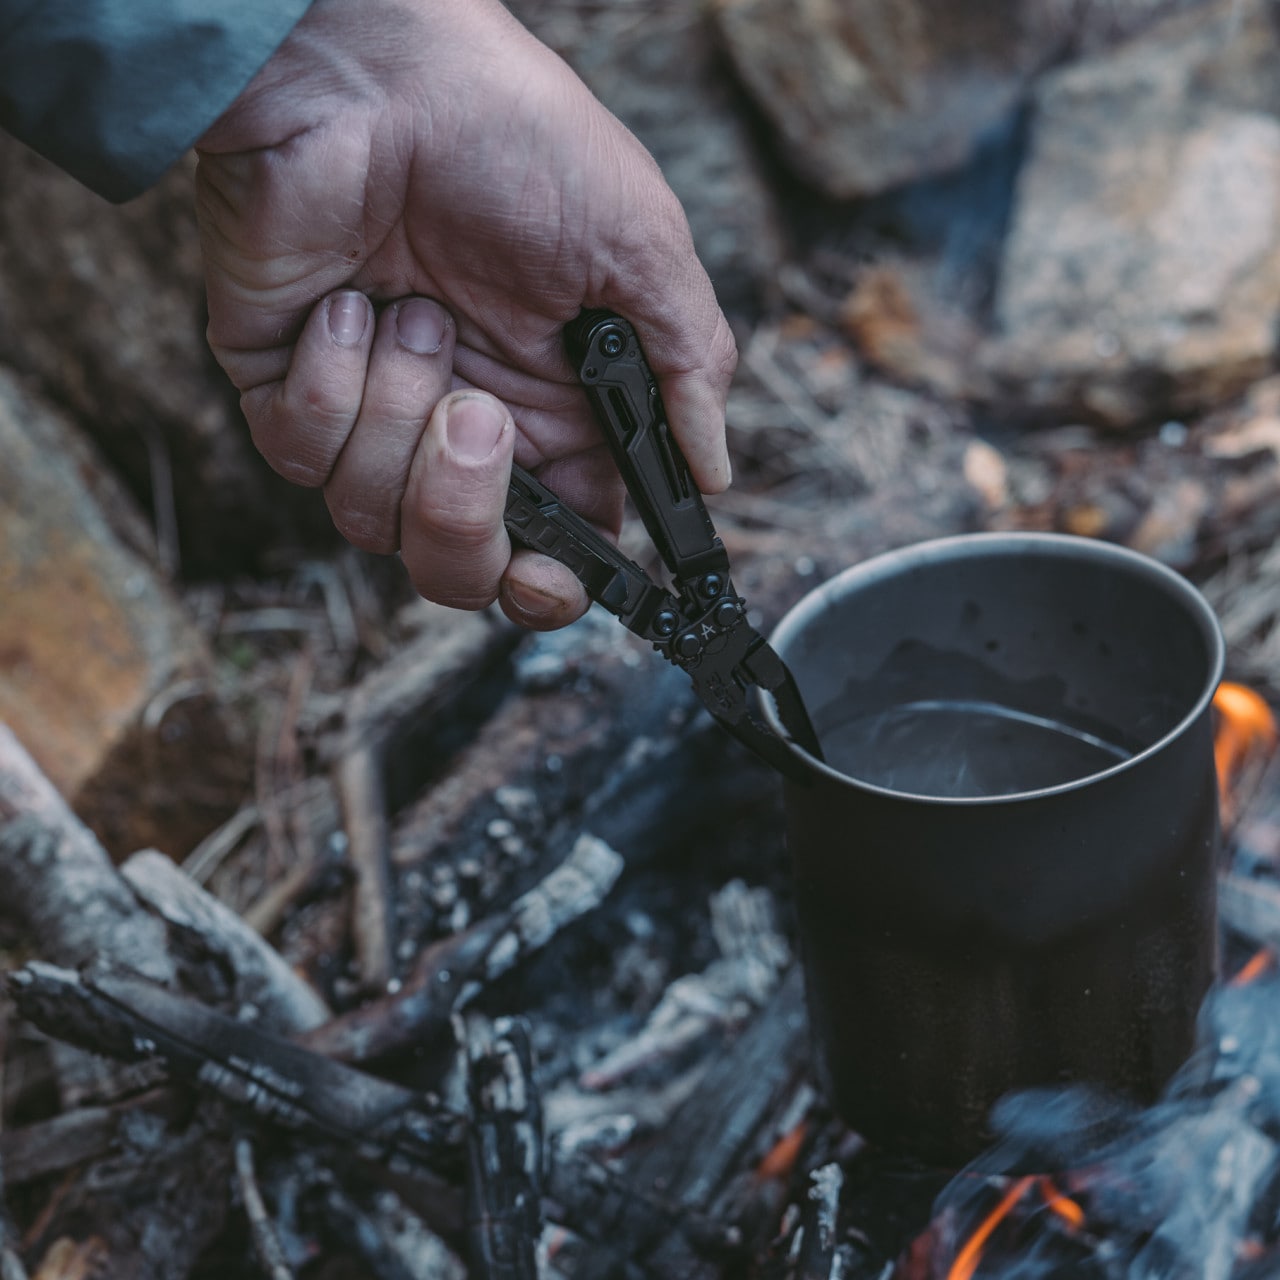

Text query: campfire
(4, 1), (1280, 1278)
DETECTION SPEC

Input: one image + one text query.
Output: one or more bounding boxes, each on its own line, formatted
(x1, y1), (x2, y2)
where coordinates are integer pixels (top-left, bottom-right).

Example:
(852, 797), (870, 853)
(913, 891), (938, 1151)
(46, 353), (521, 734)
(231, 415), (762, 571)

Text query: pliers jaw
(504, 313), (822, 779)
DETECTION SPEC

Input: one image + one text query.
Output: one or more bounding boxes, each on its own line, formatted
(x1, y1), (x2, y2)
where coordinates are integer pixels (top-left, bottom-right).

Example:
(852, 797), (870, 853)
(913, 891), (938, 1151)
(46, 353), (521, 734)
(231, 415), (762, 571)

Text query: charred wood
(1219, 872), (1280, 952)
(544, 966), (811, 1278)
(121, 849), (329, 1034)
(16, 1111), (231, 1280)
(463, 1016), (543, 1280)
(329, 610), (518, 990)
(0, 728), (175, 985)
(579, 879), (790, 1089)
(7, 964), (465, 1181)
(301, 834), (623, 1066)
(789, 1164), (859, 1280)
(0, 1087), (185, 1186)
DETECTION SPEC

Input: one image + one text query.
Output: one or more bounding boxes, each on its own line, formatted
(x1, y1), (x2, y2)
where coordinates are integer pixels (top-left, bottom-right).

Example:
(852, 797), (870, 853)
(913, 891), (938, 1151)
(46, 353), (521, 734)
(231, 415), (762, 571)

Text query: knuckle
(270, 456), (329, 488)
(325, 498), (398, 554)
(294, 384), (361, 435)
(248, 430), (328, 488)
(406, 569), (499, 614)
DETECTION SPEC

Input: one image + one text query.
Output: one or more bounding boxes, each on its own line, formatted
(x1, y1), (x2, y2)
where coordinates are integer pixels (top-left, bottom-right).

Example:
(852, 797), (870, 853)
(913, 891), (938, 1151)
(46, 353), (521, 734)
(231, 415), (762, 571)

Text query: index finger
(593, 189), (738, 495)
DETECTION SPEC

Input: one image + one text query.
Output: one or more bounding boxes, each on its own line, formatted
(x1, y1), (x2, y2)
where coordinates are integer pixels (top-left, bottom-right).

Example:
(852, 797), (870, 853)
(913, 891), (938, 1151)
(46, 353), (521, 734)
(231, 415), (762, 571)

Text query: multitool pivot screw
(713, 599), (740, 628)
(675, 632), (702, 659)
(600, 329), (626, 357)
(653, 610), (679, 637)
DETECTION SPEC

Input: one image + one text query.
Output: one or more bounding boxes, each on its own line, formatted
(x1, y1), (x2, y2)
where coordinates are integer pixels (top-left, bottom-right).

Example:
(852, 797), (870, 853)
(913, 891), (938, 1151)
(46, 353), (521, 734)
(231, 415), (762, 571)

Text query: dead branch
(0, 1088), (185, 1186)
(0, 727), (175, 983)
(234, 1138), (295, 1280)
(7, 963), (464, 1172)
(121, 848), (329, 1034)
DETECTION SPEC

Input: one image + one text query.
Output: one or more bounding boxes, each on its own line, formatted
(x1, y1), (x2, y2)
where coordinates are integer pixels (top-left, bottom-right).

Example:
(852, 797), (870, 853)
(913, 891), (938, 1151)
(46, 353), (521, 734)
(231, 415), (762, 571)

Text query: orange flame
(946, 1176), (1035, 1280)
(755, 1120), (808, 1182)
(1214, 683), (1278, 819)
(1230, 947), (1276, 988)
(1038, 1176), (1085, 1230)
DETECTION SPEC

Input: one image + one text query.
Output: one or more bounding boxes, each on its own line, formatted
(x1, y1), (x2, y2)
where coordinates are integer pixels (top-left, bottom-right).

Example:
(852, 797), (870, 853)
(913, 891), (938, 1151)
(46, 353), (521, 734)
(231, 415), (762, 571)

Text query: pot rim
(762, 531), (1226, 806)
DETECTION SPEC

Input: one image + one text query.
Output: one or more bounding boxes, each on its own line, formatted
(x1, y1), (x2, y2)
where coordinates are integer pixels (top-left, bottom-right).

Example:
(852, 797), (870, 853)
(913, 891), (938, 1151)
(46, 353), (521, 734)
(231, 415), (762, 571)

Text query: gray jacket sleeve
(0, 0), (312, 202)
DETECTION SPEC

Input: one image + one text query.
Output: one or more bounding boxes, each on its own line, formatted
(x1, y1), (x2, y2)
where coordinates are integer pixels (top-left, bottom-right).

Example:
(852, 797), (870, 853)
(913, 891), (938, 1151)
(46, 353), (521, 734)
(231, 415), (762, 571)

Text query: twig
(142, 421), (181, 578)
(242, 845), (335, 938)
(340, 744), (395, 992)
(235, 1137), (295, 1280)
(181, 800), (261, 885)
(295, 560), (361, 667)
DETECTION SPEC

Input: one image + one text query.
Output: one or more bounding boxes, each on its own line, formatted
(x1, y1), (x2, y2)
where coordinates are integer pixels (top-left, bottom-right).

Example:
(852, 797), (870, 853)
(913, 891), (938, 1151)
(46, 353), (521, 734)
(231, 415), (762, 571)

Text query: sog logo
(702, 670), (735, 715)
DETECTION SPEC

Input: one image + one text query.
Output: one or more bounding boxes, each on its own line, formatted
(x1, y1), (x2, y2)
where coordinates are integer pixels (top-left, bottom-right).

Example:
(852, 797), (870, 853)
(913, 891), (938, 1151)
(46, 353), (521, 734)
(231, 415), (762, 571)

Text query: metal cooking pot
(763, 533), (1224, 1163)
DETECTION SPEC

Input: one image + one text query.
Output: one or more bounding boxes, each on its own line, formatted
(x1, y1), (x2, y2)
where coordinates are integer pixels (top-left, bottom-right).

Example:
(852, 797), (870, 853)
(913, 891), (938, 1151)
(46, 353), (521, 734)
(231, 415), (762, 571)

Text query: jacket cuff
(0, 0), (314, 201)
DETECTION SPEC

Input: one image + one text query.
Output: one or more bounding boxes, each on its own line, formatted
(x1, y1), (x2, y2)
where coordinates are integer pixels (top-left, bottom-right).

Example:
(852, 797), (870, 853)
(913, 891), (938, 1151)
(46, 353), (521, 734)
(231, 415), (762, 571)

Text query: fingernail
(328, 292), (369, 347)
(396, 298), (448, 355)
(502, 578), (568, 619)
(446, 395), (506, 462)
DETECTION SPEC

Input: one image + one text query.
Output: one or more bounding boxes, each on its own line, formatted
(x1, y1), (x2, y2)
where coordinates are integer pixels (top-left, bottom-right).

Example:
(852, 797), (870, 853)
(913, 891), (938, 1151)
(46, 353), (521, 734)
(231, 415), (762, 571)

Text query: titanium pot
(762, 533), (1224, 1163)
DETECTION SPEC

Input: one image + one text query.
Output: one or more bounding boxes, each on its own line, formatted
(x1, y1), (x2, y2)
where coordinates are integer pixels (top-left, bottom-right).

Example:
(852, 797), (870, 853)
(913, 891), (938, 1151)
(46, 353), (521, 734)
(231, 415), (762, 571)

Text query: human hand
(195, 0), (736, 630)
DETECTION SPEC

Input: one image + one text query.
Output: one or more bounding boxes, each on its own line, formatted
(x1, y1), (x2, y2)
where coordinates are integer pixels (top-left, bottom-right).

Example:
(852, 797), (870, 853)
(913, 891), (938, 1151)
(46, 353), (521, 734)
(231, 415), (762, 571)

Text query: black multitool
(503, 312), (821, 781)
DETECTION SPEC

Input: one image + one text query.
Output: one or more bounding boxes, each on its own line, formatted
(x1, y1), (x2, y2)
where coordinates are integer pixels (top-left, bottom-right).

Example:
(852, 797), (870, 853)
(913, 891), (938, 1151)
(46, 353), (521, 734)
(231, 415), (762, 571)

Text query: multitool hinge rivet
(713, 599), (740, 628)
(653, 610), (679, 637)
(675, 632), (702, 659)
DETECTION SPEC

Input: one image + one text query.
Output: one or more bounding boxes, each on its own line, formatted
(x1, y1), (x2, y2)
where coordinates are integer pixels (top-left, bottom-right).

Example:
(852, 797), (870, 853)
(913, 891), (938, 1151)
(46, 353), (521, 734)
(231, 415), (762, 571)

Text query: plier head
(504, 313), (821, 780)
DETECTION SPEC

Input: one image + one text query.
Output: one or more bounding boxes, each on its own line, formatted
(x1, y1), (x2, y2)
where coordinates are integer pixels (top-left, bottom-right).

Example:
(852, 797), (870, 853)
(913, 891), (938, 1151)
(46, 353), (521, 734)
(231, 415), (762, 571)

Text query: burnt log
(545, 965), (812, 1277)
(463, 1017), (543, 1280)
(300, 834), (623, 1066)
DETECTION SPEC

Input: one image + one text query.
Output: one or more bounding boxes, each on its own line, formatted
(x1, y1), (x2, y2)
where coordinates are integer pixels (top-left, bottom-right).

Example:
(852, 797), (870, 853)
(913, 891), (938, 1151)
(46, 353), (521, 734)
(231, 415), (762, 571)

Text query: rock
(0, 137), (331, 577)
(983, 0), (1280, 427)
(711, 0), (1065, 199)
(0, 369), (244, 858)
(507, 0), (785, 311)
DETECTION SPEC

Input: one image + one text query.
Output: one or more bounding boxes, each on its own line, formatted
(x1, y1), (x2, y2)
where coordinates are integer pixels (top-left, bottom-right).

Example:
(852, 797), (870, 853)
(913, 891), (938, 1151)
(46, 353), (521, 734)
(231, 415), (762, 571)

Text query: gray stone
(983, 0), (1280, 426)
(0, 136), (329, 576)
(711, 0), (1064, 199)
(0, 369), (243, 857)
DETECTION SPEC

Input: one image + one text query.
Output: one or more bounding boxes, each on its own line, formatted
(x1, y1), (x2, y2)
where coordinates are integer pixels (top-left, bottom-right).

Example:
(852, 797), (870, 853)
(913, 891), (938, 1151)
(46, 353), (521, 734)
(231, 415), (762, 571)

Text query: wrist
(195, 0), (525, 157)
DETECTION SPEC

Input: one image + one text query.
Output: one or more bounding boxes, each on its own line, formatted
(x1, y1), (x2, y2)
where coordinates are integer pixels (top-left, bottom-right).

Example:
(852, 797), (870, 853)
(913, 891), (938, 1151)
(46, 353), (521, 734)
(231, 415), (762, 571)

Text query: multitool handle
(563, 312), (729, 587)
(502, 312), (824, 781)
